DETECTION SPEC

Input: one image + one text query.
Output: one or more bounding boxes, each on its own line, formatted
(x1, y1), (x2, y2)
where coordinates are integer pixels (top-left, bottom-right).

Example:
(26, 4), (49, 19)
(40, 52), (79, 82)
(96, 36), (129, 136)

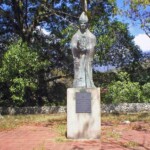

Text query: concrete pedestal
(67, 88), (101, 139)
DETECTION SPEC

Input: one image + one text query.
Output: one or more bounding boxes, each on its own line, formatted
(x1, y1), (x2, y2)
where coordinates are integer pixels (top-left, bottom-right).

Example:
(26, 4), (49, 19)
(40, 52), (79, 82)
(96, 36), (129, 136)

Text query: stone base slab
(67, 88), (101, 139)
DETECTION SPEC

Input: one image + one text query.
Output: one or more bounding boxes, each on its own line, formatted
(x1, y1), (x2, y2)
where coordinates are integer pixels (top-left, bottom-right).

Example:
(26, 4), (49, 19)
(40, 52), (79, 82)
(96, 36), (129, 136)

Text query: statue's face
(80, 22), (88, 31)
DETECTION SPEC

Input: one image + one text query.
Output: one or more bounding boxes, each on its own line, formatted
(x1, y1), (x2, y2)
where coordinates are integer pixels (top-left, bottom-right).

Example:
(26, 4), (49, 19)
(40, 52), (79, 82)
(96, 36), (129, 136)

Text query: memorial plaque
(76, 92), (91, 113)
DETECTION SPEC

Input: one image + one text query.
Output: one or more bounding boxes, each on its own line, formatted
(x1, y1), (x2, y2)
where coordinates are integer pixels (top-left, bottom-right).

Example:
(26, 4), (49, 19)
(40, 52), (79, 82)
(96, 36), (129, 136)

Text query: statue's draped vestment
(71, 29), (96, 88)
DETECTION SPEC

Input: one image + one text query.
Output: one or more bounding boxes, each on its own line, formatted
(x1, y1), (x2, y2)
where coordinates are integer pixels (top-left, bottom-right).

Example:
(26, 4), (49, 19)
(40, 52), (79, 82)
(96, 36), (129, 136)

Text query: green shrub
(103, 72), (142, 103)
(10, 78), (37, 105)
(142, 83), (150, 102)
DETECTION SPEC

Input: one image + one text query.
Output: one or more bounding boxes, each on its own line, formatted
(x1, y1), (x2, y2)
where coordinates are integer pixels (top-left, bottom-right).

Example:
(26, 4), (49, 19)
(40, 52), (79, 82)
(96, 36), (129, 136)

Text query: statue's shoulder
(87, 30), (96, 40)
(72, 30), (80, 40)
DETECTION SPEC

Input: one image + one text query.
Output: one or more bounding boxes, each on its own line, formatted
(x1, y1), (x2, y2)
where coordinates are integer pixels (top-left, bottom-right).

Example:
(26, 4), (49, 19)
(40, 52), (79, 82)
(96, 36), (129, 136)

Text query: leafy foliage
(0, 40), (49, 106)
(103, 72), (142, 103)
(103, 71), (150, 103)
(122, 51), (150, 85)
(95, 21), (142, 67)
(0, 0), (144, 106)
(142, 83), (150, 102)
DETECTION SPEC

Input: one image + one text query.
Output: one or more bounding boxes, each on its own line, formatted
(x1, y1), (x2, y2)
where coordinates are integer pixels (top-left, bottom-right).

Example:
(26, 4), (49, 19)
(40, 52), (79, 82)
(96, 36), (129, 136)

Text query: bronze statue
(71, 12), (96, 88)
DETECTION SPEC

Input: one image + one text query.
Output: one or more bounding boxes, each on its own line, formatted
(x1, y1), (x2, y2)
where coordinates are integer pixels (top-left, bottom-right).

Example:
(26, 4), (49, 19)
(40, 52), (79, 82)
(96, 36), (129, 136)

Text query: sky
(116, 0), (150, 53)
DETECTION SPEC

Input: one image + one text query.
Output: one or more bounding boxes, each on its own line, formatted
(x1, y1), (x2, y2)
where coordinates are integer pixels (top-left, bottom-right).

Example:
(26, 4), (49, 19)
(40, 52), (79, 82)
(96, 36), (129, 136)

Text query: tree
(0, 0), (80, 105)
(121, 0), (150, 38)
(0, 0), (143, 106)
(0, 0), (79, 42)
(0, 40), (49, 106)
(126, 51), (150, 85)
(61, 0), (142, 68)
(94, 20), (142, 68)
(0, 0), (140, 70)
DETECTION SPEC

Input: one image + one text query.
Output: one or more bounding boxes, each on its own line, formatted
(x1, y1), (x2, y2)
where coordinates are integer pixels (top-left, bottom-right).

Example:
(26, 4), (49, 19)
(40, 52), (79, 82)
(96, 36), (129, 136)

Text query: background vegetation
(0, 0), (150, 106)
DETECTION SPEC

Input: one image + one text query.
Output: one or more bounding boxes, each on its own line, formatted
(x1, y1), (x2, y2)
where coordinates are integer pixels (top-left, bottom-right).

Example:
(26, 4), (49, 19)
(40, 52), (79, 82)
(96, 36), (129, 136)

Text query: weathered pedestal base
(67, 88), (101, 139)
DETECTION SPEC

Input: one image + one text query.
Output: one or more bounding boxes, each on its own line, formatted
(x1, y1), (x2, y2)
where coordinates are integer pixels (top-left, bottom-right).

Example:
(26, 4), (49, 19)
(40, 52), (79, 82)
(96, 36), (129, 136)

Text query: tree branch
(45, 75), (69, 82)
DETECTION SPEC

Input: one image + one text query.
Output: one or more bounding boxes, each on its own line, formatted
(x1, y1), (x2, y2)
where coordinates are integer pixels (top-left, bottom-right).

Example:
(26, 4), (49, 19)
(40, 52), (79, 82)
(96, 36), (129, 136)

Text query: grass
(123, 141), (140, 149)
(0, 113), (66, 131)
(56, 124), (66, 136)
(101, 112), (150, 125)
(52, 117), (74, 142)
(105, 131), (122, 140)
(33, 142), (46, 150)
(0, 112), (150, 132)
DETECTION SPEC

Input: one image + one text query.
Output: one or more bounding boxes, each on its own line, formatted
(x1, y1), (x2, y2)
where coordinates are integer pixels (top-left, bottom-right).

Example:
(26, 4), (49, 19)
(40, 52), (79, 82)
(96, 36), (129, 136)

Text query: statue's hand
(78, 43), (87, 52)
(81, 48), (87, 52)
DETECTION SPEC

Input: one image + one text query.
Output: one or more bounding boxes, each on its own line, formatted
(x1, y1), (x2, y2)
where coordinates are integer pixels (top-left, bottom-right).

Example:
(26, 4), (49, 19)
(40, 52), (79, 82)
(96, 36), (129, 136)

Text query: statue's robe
(71, 29), (96, 88)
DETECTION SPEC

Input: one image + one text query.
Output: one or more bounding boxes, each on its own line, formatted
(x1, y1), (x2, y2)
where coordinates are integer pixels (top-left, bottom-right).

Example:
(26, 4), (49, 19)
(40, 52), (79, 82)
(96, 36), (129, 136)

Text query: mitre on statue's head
(79, 12), (88, 23)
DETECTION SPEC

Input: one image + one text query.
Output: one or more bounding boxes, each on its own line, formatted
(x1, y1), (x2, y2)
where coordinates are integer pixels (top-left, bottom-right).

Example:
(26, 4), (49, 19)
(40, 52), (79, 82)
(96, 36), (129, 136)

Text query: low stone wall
(0, 103), (150, 115)
(101, 103), (150, 113)
(0, 106), (67, 115)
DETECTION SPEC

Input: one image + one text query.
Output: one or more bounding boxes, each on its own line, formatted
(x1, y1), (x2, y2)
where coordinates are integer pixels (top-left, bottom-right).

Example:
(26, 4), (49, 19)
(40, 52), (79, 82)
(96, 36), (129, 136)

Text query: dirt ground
(0, 121), (150, 150)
